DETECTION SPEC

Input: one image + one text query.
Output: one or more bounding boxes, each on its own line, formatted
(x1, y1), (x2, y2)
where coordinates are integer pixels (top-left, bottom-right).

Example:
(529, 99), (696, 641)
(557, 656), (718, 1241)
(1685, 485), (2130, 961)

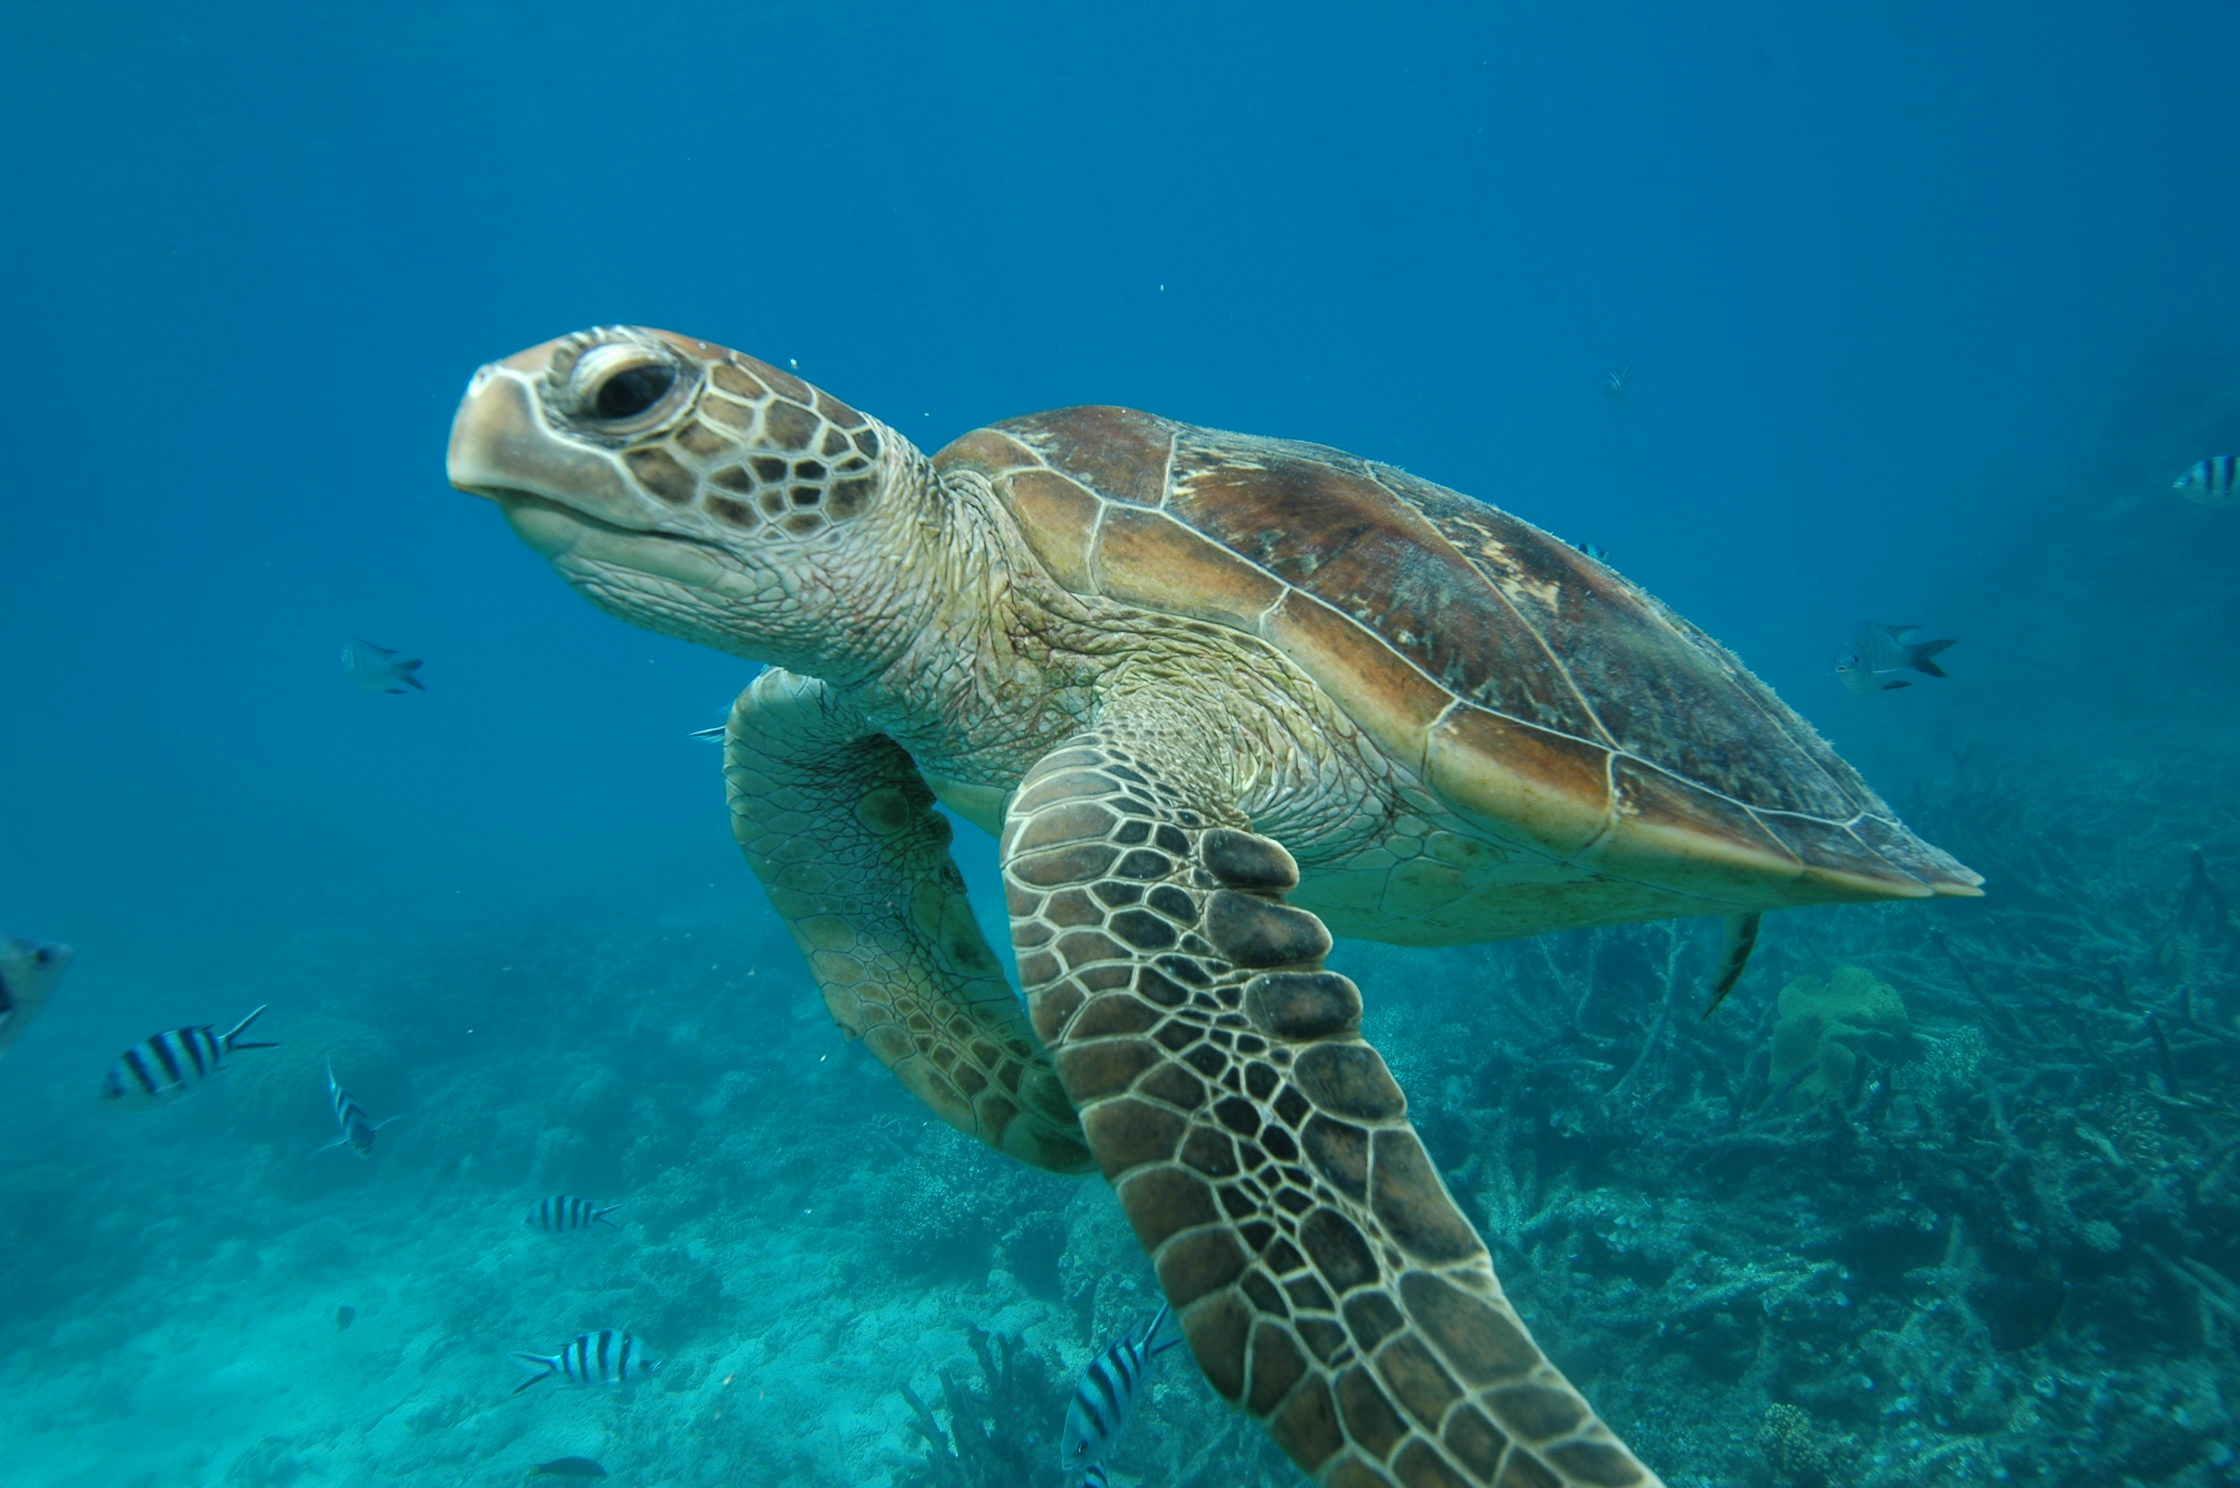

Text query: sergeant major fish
(1061, 1303), (1183, 1484)
(511, 1329), (657, 1394)
(2175, 455), (2238, 507)
(100, 1005), (276, 1109)
(318, 1059), (394, 1156)
(341, 639), (426, 694)
(0, 934), (71, 1062)
(527, 1195), (623, 1232)
(1833, 622), (1957, 694)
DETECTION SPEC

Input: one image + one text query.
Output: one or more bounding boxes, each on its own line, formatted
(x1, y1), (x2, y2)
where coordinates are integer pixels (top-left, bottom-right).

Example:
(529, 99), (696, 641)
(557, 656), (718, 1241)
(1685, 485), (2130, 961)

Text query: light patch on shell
(1470, 534), (1565, 613)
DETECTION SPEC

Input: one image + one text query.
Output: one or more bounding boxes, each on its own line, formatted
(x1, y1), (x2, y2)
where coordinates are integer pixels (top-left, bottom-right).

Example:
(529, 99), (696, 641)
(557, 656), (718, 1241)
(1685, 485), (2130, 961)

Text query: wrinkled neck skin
(825, 457), (1093, 788)
(724, 435), (959, 694)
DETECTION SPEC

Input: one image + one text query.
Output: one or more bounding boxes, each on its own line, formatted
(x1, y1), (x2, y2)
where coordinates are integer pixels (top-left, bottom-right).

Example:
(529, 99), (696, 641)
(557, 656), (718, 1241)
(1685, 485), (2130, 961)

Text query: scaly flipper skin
(726, 667), (1090, 1174)
(1003, 727), (1661, 1488)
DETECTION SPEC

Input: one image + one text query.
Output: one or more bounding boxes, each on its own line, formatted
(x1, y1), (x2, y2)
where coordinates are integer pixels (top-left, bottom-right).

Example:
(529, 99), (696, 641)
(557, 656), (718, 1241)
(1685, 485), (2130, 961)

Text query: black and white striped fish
(0, 934), (71, 1062)
(526, 1195), (623, 1232)
(100, 1005), (275, 1109)
(342, 638), (426, 693)
(1060, 1303), (1183, 1483)
(2175, 455), (2238, 507)
(319, 1059), (393, 1156)
(510, 1330), (657, 1394)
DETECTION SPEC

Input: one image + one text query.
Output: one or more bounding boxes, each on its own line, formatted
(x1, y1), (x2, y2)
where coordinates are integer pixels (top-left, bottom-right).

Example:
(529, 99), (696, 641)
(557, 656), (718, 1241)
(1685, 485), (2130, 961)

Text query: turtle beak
(446, 343), (632, 513)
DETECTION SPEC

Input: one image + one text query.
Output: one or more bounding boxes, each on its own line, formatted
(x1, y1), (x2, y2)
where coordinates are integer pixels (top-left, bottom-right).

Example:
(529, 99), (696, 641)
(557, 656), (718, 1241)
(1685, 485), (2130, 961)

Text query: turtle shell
(943, 406), (1980, 915)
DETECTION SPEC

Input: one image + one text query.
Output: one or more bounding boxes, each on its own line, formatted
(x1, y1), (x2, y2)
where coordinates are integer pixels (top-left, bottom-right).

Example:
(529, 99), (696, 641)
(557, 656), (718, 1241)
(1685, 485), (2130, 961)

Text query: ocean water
(3, 2), (2237, 1485)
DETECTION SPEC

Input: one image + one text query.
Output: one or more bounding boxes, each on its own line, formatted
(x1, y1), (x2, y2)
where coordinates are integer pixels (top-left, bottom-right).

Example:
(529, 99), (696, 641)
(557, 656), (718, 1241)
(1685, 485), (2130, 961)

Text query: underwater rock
(1768, 964), (1915, 1112)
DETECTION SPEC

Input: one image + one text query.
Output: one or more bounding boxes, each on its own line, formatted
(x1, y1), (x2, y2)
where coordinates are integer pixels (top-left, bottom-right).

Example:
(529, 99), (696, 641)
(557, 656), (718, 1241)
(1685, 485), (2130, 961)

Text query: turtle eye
(568, 342), (682, 425)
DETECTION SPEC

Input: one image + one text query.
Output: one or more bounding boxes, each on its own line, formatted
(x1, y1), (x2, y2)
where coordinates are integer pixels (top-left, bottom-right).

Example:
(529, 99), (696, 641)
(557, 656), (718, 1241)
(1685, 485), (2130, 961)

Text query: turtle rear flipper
(724, 667), (1089, 1174)
(1002, 726), (1661, 1488)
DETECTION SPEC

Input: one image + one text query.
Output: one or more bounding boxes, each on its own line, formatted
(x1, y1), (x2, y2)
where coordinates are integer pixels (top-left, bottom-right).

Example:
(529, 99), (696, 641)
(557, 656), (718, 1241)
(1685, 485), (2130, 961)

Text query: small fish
(527, 1195), (623, 1232)
(1061, 1304), (1184, 1483)
(342, 639), (426, 694)
(511, 1330), (658, 1394)
(318, 1059), (394, 1157)
(335, 1304), (356, 1330)
(2174, 455), (2239, 507)
(527, 1458), (608, 1480)
(1604, 361), (1635, 404)
(100, 1005), (276, 1109)
(1578, 541), (1614, 563)
(0, 934), (72, 1061)
(1833, 622), (1956, 695)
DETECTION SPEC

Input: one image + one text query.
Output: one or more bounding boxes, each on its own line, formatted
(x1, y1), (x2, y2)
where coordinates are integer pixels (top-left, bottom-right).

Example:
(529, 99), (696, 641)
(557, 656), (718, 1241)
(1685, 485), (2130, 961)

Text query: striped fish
(2175, 455), (2238, 507)
(510, 1329), (657, 1394)
(1060, 1304), (1183, 1483)
(341, 638), (426, 693)
(1604, 360), (1635, 404)
(100, 1005), (275, 1109)
(526, 1195), (623, 1232)
(319, 1059), (392, 1156)
(0, 934), (71, 1062)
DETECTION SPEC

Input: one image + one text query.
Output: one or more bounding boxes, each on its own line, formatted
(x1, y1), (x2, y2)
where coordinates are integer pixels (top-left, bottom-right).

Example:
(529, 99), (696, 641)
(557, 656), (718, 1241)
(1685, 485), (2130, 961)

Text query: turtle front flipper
(1003, 731), (1664, 1488)
(724, 668), (1090, 1174)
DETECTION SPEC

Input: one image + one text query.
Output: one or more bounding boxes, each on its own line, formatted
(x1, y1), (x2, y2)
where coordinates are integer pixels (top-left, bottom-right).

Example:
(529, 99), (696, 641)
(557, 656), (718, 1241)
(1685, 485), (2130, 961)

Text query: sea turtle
(447, 327), (1980, 1488)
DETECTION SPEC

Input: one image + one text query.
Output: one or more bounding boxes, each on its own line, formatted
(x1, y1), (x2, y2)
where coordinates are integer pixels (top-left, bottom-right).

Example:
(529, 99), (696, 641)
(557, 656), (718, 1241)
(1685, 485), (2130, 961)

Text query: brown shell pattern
(941, 406), (1980, 901)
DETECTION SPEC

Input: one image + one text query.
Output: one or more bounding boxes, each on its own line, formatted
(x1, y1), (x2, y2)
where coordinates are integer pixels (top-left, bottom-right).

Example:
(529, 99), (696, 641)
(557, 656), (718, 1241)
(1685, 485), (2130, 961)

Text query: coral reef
(1756, 1402), (1834, 1487)
(226, 1012), (403, 1140)
(895, 1323), (1061, 1488)
(1767, 964), (1915, 1111)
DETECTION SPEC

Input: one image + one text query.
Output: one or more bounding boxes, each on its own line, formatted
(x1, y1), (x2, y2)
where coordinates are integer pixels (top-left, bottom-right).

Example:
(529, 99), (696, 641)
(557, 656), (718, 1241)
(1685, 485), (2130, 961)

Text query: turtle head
(448, 326), (922, 675)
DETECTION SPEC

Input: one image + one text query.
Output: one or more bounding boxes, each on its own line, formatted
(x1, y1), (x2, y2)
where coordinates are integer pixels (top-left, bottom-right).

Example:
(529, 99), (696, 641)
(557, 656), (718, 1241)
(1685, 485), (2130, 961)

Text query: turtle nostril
(594, 364), (676, 420)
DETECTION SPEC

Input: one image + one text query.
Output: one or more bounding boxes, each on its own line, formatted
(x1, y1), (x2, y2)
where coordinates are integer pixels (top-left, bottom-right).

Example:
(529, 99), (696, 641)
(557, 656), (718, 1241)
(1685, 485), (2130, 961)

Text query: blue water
(3, 4), (2237, 1485)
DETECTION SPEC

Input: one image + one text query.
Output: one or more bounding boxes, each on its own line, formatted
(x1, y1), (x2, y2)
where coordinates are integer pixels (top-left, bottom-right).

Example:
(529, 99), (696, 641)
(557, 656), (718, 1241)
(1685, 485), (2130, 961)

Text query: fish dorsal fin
(1141, 1301), (1184, 1356)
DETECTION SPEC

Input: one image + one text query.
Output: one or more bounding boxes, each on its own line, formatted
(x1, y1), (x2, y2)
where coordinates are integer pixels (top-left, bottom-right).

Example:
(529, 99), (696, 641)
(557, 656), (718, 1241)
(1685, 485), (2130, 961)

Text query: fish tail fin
(1698, 911), (1763, 1021)
(400, 659), (427, 691)
(221, 1005), (274, 1050)
(594, 1205), (624, 1229)
(1907, 637), (1957, 677)
(510, 1355), (559, 1393)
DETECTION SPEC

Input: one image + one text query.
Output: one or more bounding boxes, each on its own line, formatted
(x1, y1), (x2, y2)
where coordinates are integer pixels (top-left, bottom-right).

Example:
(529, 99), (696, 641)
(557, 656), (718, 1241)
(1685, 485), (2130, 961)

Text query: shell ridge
(1361, 463), (1622, 750)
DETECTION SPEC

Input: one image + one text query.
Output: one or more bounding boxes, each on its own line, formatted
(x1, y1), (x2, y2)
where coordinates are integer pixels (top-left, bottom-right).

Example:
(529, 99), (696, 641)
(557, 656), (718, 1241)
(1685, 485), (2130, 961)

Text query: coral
(895, 1323), (1061, 1488)
(226, 1013), (403, 1139)
(1755, 1402), (1833, 1487)
(1767, 965), (1914, 1112)
(223, 1434), (312, 1488)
